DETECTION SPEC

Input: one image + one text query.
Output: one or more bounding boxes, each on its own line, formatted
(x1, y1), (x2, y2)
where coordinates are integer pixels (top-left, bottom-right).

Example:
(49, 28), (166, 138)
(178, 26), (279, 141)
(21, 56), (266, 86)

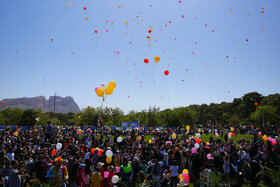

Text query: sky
(0, 0), (279, 113)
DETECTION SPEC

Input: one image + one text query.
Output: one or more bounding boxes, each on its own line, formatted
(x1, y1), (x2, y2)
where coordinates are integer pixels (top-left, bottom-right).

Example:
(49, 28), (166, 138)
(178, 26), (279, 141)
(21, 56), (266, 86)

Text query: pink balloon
(271, 139), (276, 144)
(95, 87), (100, 92)
(184, 178), (189, 184)
(191, 148), (197, 154)
(207, 154), (211, 160)
(268, 137), (272, 142)
(104, 171), (109, 178)
(258, 132), (262, 135)
(186, 139), (190, 143)
(182, 172), (187, 179)
(115, 167), (120, 173)
(215, 132), (219, 137)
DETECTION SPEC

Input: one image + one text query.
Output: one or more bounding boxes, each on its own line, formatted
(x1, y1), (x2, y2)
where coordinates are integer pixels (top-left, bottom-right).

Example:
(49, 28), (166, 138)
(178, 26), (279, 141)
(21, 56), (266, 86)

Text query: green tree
(0, 107), (23, 126)
(35, 109), (50, 126)
(250, 105), (279, 125)
(20, 109), (36, 126)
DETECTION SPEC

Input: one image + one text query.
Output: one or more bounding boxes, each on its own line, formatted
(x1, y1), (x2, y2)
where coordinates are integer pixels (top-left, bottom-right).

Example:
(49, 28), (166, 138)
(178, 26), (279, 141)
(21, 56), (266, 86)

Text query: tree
(250, 105), (279, 125)
(20, 109), (36, 126)
(0, 107), (23, 126)
(35, 109), (50, 126)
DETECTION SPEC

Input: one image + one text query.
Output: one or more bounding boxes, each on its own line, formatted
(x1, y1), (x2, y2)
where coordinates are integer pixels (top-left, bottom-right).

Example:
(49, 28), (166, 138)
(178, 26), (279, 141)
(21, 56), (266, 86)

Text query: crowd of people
(0, 122), (279, 187)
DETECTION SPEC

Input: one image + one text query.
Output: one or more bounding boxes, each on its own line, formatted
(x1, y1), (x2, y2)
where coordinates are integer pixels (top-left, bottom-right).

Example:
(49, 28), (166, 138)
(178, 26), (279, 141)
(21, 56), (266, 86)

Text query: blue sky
(0, 0), (279, 113)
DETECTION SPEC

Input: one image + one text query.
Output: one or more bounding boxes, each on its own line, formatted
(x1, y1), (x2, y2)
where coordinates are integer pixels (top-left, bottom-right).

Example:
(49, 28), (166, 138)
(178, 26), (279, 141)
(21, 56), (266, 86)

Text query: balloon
(179, 174), (184, 180)
(91, 148), (95, 154)
(186, 139), (190, 143)
(172, 134), (176, 139)
(191, 148), (197, 153)
(106, 157), (112, 164)
(194, 143), (200, 149)
(105, 87), (113, 95)
(106, 150), (113, 157)
(117, 137), (123, 143)
(104, 171), (109, 178)
(52, 149), (56, 156)
(268, 137), (272, 142)
(271, 139), (276, 144)
(231, 132), (235, 136)
(56, 143), (62, 150)
(164, 70), (169, 75)
(182, 169), (189, 175)
(149, 139), (152, 144)
(255, 103), (258, 106)
(112, 175), (119, 184)
(144, 59), (149, 64)
(101, 83), (108, 90)
(182, 172), (187, 179)
(215, 132), (219, 137)
(154, 56), (160, 62)
(1, 101), (4, 104)
(179, 179), (185, 186)
(186, 125), (190, 130)
(263, 135), (268, 141)
(96, 88), (104, 97)
(108, 81), (117, 89)
(115, 167), (120, 173)
(95, 87), (101, 92)
(230, 127), (234, 131)
(184, 178), (189, 184)
(83, 7), (87, 10)
(196, 139), (201, 144)
(98, 149), (104, 156)
(207, 154), (211, 160)
(258, 132), (262, 135)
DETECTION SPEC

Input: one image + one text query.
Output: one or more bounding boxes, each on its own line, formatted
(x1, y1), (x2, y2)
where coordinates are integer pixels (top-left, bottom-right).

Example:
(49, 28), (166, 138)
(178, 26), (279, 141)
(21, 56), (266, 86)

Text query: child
(107, 166), (115, 187)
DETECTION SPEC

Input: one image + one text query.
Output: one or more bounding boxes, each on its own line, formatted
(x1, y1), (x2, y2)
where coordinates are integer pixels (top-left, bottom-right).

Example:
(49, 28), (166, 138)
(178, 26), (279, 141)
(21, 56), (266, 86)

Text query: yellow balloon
(108, 81), (117, 89)
(148, 139), (152, 144)
(105, 87), (113, 95)
(106, 157), (112, 163)
(96, 88), (104, 97)
(179, 174), (184, 180)
(154, 56), (160, 62)
(230, 127), (234, 131)
(186, 125), (190, 130)
(68, 3), (71, 6)
(183, 169), (189, 175)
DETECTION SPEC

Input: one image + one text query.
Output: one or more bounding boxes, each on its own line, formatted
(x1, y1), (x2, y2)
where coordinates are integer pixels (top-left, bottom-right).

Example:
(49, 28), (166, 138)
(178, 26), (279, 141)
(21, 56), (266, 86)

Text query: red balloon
(91, 148), (95, 154)
(148, 30), (152, 33)
(81, 147), (84, 151)
(84, 7), (87, 10)
(1, 101), (4, 104)
(196, 139), (201, 144)
(52, 149), (56, 156)
(98, 149), (103, 156)
(255, 103), (258, 106)
(144, 59), (149, 64)
(164, 70), (169, 75)
(94, 30), (98, 34)
(231, 132), (235, 136)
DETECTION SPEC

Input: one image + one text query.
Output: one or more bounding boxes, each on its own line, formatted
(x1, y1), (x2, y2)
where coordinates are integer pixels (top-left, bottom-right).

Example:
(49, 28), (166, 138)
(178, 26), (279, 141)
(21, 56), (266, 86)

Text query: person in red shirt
(78, 164), (86, 187)
(107, 166), (115, 187)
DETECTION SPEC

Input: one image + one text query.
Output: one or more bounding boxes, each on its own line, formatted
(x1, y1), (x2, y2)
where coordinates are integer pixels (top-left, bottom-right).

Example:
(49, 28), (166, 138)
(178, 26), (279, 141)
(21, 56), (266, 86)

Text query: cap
(79, 164), (86, 168)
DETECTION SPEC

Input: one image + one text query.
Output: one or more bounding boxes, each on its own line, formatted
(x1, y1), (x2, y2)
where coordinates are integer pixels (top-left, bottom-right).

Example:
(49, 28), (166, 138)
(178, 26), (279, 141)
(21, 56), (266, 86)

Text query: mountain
(0, 96), (80, 113)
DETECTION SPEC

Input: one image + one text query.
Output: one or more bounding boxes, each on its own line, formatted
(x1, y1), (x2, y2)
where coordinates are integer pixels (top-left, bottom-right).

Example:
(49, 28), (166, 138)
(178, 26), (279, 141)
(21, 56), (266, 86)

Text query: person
(2, 161), (10, 187)
(78, 164), (86, 187)
(120, 157), (133, 186)
(45, 121), (53, 143)
(170, 161), (179, 187)
(90, 168), (101, 187)
(8, 160), (29, 187)
(107, 166), (115, 187)
(149, 159), (163, 187)
(46, 157), (69, 187)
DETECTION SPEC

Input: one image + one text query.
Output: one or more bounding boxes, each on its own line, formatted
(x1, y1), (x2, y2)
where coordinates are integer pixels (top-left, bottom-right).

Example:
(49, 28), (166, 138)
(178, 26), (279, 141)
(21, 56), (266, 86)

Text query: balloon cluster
(91, 148), (104, 156)
(106, 150), (113, 164)
(263, 135), (277, 145)
(95, 81), (117, 97)
(178, 169), (189, 186)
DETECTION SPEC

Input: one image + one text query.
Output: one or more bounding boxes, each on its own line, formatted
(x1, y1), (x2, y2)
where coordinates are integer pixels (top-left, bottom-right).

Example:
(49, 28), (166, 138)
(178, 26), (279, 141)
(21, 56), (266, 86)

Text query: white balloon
(106, 150), (113, 157)
(117, 137), (123, 143)
(112, 175), (119, 184)
(195, 133), (201, 138)
(194, 143), (200, 149)
(101, 83), (108, 90)
(179, 180), (185, 186)
(56, 143), (62, 150)
(228, 132), (232, 139)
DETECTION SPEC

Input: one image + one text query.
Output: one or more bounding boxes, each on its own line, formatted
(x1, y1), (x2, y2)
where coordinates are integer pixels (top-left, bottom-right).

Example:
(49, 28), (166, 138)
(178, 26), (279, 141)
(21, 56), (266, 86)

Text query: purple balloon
(184, 178), (189, 184)
(115, 167), (120, 173)
(191, 148), (197, 154)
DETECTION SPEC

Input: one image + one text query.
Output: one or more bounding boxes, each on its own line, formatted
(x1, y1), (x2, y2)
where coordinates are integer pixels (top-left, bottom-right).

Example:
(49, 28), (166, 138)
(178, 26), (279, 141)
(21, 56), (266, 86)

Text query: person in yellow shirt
(90, 168), (102, 187)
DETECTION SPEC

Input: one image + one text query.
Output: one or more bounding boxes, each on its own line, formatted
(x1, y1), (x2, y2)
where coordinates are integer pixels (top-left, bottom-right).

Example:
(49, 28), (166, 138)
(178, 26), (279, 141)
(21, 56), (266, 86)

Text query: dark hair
(11, 160), (17, 166)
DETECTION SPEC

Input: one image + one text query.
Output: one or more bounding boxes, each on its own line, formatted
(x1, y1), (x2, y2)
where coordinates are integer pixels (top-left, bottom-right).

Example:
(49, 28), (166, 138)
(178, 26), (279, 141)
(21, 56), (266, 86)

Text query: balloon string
(97, 97), (105, 127)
